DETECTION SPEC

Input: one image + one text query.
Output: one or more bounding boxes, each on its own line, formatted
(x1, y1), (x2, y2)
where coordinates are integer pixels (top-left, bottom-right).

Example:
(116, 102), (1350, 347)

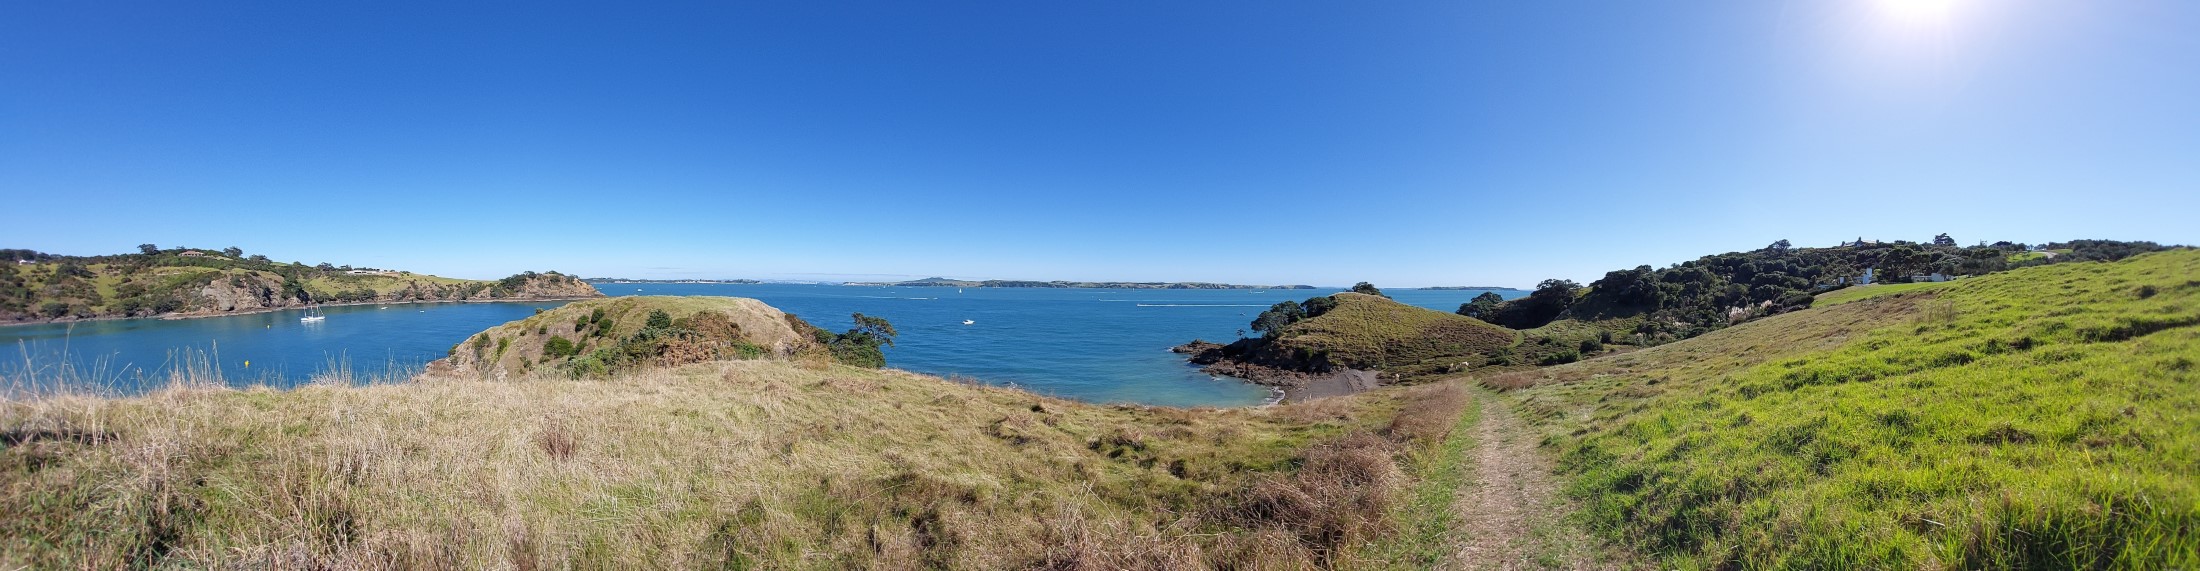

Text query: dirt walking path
(1443, 395), (1624, 570)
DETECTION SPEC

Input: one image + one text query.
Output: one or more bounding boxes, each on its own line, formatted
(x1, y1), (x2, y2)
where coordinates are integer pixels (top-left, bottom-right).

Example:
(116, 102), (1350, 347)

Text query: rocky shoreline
(1172, 339), (1382, 403)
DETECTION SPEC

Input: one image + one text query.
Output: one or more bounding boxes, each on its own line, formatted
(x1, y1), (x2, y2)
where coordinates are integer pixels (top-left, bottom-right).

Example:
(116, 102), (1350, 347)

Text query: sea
(0, 285), (1523, 407)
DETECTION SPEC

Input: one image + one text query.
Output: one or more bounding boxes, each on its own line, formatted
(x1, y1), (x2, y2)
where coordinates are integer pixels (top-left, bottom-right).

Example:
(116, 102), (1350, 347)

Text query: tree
(1933, 233), (1956, 247)
(1488, 279), (1580, 329)
(222, 247), (243, 257)
(316, 262), (336, 272)
(138, 244), (158, 255)
(1767, 239), (1791, 253)
(828, 313), (898, 368)
(1456, 291), (1504, 320)
(1250, 300), (1306, 338)
(846, 313), (898, 347)
(1301, 295), (1338, 319)
(1349, 282), (1387, 298)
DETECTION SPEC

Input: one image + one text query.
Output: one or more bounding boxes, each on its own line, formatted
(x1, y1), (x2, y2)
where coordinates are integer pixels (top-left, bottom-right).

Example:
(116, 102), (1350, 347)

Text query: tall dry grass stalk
(2, 351), (1476, 569)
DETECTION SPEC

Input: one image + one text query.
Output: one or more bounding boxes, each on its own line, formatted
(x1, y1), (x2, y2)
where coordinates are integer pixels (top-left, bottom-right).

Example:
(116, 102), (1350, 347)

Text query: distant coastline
(1415, 286), (1526, 291)
(842, 277), (1315, 290)
(585, 278), (763, 285)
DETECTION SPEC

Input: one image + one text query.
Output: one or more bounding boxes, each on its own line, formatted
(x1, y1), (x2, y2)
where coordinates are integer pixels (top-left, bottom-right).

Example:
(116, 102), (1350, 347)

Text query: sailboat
(300, 304), (326, 323)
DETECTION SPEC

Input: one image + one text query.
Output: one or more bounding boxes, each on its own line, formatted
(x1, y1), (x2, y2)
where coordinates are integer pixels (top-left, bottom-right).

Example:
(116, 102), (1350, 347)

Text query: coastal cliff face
(179, 272), (599, 314)
(0, 264), (602, 324)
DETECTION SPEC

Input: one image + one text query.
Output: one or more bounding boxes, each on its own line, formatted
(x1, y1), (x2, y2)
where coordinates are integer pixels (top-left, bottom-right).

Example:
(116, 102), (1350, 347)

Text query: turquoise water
(1, 285), (1521, 406)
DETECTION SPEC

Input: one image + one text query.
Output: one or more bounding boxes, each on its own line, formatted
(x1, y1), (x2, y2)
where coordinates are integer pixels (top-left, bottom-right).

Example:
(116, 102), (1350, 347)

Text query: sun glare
(1873, 0), (1963, 27)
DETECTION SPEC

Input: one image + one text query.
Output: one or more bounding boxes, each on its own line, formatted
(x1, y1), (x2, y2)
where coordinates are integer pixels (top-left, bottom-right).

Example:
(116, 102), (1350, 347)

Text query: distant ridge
(843, 277), (1316, 290)
(584, 278), (763, 284)
(1416, 286), (1526, 291)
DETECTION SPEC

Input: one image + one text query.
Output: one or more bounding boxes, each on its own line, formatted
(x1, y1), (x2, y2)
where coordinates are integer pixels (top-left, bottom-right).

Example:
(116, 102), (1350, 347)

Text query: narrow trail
(1442, 394), (1620, 570)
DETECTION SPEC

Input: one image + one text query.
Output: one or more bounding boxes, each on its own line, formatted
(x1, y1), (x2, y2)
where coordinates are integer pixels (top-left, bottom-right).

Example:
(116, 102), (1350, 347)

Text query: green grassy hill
(441, 296), (828, 379)
(1271, 292), (1519, 373)
(1486, 250), (2200, 568)
(1, 297), (1478, 569)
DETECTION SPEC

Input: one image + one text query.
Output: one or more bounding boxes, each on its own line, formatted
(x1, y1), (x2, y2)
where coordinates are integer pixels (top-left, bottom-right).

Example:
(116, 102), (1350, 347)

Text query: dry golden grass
(2, 349), (1474, 569)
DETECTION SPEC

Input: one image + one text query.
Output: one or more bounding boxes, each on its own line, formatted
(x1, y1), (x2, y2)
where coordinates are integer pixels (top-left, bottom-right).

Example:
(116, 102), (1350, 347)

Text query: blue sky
(4, 1), (2195, 287)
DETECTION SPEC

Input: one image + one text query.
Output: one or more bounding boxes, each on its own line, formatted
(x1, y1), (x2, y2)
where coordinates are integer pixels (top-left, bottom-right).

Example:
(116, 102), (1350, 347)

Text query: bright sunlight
(1873, 0), (1964, 27)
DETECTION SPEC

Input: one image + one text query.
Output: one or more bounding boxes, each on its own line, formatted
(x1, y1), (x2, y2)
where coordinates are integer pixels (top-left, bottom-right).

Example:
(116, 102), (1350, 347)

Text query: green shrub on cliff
(544, 336), (579, 358)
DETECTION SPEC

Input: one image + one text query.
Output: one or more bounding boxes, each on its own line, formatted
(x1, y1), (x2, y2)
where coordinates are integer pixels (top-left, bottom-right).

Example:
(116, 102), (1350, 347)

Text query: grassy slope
(1489, 250), (2200, 568)
(1278, 293), (1518, 371)
(2, 350), (1475, 569)
(1813, 280), (1954, 307)
(449, 296), (816, 377)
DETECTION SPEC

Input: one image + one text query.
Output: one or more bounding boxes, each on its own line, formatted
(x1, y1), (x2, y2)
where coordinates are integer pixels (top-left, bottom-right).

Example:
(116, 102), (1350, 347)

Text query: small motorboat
(962, 319), (975, 325)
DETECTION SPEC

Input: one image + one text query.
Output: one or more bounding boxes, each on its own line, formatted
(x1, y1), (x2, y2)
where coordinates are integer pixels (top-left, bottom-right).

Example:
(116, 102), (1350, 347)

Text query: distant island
(1, 245), (600, 325)
(1416, 286), (1526, 291)
(584, 278), (763, 285)
(842, 277), (1316, 289)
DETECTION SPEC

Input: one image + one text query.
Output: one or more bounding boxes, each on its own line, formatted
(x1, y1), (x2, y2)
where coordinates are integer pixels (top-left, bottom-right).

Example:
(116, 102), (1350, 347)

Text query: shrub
(567, 354), (610, 378)
(731, 342), (766, 360)
(545, 336), (579, 358)
(1539, 350), (1580, 366)
(646, 310), (672, 329)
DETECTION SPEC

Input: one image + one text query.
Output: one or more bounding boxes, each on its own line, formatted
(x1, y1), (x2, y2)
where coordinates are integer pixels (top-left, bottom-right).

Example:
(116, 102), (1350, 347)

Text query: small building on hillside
(1908, 273), (1952, 283)
(1858, 268), (1875, 285)
(179, 250), (205, 257)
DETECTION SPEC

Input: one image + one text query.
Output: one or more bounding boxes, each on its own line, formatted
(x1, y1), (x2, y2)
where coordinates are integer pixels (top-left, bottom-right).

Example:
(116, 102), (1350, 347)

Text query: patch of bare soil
(1444, 398), (1634, 570)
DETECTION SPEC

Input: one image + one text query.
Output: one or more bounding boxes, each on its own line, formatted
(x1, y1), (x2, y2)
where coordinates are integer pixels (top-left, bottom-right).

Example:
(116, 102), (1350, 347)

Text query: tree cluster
(1477, 236), (2179, 338)
(1250, 293), (1345, 338)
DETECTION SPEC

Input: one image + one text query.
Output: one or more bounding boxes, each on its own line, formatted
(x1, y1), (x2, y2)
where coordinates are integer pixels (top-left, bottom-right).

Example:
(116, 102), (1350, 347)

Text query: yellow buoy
(244, 360), (251, 368)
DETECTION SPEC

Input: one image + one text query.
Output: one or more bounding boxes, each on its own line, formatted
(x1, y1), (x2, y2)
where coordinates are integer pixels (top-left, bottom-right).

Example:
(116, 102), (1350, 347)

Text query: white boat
(962, 319), (975, 325)
(300, 305), (326, 323)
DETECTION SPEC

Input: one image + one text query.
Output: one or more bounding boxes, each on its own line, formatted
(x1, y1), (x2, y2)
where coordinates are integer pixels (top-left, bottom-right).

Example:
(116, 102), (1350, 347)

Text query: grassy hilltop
(1268, 293), (1518, 373)
(0, 296), (1479, 569)
(1487, 249), (2200, 568)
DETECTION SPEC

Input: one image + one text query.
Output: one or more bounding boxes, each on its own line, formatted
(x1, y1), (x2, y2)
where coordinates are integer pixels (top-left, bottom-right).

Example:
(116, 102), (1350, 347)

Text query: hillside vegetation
(441, 296), (826, 379)
(0, 246), (598, 323)
(1, 298), (1479, 569)
(1476, 238), (2178, 346)
(1485, 250), (2200, 568)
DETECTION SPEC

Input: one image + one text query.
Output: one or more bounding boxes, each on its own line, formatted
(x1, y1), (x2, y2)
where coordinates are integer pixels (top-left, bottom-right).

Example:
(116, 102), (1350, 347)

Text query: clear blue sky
(4, 1), (2195, 287)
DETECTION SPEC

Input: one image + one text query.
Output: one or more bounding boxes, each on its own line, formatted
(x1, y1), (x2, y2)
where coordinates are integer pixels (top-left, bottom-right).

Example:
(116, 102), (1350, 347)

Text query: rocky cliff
(1, 263), (603, 324)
